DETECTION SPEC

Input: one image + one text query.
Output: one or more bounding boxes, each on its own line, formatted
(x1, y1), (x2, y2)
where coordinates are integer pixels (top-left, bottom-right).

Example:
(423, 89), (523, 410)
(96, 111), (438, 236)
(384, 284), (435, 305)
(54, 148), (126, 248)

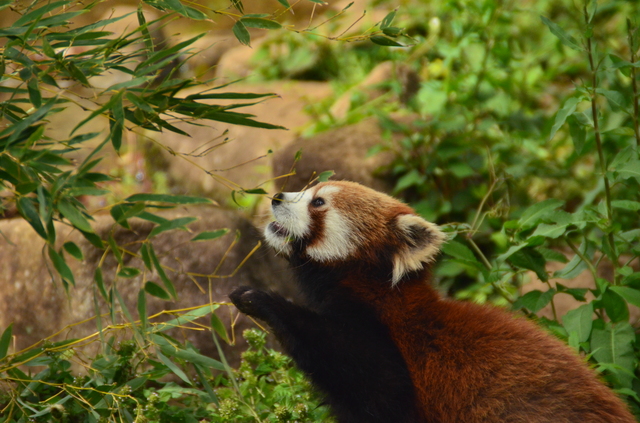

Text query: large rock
(0, 206), (293, 367)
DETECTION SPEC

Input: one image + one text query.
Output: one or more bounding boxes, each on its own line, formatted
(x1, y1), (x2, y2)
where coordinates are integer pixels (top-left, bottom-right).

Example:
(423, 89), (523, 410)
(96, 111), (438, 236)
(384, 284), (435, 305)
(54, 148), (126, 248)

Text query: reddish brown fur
(311, 182), (635, 423)
(343, 273), (635, 422)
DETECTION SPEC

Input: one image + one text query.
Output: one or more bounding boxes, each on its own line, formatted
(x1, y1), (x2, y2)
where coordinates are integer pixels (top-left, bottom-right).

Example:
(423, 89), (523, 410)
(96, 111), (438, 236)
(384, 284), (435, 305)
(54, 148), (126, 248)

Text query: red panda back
(344, 274), (635, 423)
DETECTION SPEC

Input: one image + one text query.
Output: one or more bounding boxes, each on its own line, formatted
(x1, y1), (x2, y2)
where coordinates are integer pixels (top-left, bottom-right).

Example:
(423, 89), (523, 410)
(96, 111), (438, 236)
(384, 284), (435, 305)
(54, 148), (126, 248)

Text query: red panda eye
(311, 197), (325, 207)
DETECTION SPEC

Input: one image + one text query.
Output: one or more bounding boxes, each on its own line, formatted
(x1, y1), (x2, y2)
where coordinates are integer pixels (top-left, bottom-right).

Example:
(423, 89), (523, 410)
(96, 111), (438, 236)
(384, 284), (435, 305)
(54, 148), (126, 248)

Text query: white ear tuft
(392, 214), (446, 286)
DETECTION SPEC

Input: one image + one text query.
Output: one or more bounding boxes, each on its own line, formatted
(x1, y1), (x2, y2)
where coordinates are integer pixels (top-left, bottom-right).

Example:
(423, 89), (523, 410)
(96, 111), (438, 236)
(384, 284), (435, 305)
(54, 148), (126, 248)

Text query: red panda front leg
(229, 286), (423, 423)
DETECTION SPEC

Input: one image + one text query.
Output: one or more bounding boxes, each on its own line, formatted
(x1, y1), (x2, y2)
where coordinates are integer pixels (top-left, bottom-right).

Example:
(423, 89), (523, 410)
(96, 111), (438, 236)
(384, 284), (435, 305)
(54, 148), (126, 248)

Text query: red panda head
(264, 181), (446, 285)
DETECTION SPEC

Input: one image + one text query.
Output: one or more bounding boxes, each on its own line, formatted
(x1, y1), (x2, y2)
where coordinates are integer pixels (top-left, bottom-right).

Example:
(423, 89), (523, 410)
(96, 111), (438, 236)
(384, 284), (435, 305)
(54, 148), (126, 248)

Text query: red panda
(230, 181), (635, 423)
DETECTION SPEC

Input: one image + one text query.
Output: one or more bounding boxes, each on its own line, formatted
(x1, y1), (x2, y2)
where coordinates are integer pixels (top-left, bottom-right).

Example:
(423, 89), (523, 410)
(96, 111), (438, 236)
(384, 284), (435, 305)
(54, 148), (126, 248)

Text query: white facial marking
(264, 190), (313, 255)
(306, 185), (357, 261)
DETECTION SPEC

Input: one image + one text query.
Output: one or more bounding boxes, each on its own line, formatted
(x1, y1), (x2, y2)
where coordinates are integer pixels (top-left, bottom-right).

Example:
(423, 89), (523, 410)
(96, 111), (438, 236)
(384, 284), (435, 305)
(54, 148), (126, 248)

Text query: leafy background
(1, 0), (640, 421)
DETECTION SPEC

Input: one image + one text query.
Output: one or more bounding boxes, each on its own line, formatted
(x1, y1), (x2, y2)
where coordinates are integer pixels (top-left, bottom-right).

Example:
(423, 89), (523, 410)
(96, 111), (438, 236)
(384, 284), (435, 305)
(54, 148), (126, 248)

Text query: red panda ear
(392, 214), (446, 285)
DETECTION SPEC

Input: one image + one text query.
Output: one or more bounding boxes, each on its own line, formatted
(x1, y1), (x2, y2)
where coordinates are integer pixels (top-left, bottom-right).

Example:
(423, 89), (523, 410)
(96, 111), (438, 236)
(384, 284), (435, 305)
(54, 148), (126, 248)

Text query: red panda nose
(272, 192), (285, 206)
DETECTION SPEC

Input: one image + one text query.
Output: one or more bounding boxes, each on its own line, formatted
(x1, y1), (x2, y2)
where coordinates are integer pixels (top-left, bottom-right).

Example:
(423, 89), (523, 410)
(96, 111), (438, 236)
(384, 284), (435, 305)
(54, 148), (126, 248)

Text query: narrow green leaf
(118, 267), (141, 278)
(241, 17), (281, 29)
(148, 244), (177, 299)
(139, 243), (153, 270)
(110, 202), (146, 229)
(191, 229), (229, 242)
(195, 110), (286, 130)
(126, 92), (155, 114)
(275, 0), (289, 8)
(0, 323), (13, 360)
(27, 78), (41, 108)
(48, 246), (75, 287)
(110, 93), (124, 152)
(149, 216), (198, 238)
(137, 7), (154, 52)
(58, 199), (93, 233)
(63, 241), (84, 261)
(380, 9), (397, 28)
(144, 281), (171, 300)
(94, 268), (108, 301)
(104, 76), (154, 92)
(13, 1), (69, 27)
(107, 234), (124, 267)
(194, 364), (218, 404)
(138, 289), (148, 330)
(16, 197), (47, 239)
(210, 313), (229, 343)
(153, 334), (225, 370)
(540, 16), (584, 52)
(185, 92), (276, 100)
(71, 91), (122, 135)
(1, 96), (57, 144)
(370, 35), (403, 47)
(155, 350), (192, 385)
(125, 193), (214, 205)
(232, 21), (251, 46)
(66, 62), (90, 86)
(163, 0), (207, 19)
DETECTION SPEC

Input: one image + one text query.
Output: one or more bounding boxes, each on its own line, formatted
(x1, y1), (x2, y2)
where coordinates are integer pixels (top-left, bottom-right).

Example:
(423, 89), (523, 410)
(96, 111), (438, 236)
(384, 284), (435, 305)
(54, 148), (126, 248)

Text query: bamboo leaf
(155, 350), (192, 385)
(191, 229), (229, 242)
(48, 246), (75, 287)
(125, 193), (214, 205)
(148, 244), (177, 299)
(63, 241), (84, 261)
(144, 281), (171, 300)
(240, 17), (281, 30)
(0, 324), (13, 360)
(58, 198), (93, 233)
(232, 21), (250, 46)
(149, 217), (197, 238)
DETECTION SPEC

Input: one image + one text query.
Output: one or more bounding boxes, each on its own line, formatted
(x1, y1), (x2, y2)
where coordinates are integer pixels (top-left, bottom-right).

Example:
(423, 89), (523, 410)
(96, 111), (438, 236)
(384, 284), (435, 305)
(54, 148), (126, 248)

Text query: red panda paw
(229, 286), (278, 321)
